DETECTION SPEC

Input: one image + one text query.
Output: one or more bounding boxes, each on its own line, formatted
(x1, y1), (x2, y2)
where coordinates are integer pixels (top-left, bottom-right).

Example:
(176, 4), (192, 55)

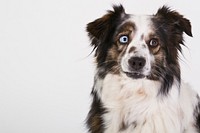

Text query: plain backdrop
(0, 0), (200, 133)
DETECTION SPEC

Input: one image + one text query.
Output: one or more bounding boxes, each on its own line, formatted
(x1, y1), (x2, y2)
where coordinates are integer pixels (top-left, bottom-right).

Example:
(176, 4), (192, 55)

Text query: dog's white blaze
(121, 16), (154, 75)
(130, 15), (153, 41)
(99, 73), (198, 133)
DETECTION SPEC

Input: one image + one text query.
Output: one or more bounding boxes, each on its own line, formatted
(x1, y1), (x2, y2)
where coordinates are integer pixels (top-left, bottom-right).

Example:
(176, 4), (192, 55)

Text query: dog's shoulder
(180, 81), (200, 132)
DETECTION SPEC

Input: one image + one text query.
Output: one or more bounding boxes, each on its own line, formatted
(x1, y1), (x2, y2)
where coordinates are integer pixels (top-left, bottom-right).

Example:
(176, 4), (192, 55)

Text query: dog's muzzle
(125, 56), (146, 79)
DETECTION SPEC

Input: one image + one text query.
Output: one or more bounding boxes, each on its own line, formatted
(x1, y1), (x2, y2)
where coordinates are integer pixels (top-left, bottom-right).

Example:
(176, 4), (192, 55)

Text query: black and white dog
(86, 5), (200, 133)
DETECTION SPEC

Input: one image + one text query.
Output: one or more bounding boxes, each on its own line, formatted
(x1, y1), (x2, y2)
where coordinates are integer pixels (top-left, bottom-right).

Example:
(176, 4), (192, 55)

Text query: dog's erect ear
(86, 5), (126, 48)
(156, 6), (192, 37)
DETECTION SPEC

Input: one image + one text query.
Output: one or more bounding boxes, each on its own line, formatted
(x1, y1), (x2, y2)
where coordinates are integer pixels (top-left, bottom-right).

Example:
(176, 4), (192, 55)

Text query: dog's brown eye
(149, 38), (159, 47)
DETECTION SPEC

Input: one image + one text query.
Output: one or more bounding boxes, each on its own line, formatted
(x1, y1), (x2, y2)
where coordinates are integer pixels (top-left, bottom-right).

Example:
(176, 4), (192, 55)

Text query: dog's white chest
(100, 74), (184, 133)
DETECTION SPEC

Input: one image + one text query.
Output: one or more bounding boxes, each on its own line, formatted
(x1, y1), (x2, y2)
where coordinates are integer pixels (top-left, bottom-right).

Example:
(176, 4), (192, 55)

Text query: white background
(0, 0), (200, 133)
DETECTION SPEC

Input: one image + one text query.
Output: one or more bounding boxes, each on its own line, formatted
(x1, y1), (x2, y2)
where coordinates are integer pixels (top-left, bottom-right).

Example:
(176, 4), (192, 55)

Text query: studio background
(0, 0), (200, 133)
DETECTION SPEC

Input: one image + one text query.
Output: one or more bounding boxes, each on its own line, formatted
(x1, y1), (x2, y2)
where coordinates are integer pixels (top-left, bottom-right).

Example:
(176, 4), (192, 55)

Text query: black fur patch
(150, 6), (192, 95)
(86, 90), (106, 133)
(194, 95), (200, 132)
(86, 5), (129, 71)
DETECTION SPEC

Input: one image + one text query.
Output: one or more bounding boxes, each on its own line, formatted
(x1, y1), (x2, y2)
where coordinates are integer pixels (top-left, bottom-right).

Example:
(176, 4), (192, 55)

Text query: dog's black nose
(128, 57), (146, 71)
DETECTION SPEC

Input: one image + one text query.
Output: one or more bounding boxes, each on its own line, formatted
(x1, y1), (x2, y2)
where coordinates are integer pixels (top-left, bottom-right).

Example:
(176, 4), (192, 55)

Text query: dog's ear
(86, 5), (126, 48)
(156, 6), (192, 37)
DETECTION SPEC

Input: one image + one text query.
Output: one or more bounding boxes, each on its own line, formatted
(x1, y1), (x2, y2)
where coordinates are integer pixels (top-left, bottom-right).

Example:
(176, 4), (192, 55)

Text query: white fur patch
(121, 16), (154, 76)
(96, 73), (198, 133)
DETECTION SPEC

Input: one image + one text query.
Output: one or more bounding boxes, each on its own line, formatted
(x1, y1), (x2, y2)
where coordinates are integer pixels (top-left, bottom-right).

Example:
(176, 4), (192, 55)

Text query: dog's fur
(86, 5), (200, 133)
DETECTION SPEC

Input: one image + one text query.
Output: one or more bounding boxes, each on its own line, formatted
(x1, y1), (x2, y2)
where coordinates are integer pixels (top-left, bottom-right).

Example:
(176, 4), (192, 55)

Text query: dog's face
(87, 5), (192, 93)
(117, 16), (161, 79)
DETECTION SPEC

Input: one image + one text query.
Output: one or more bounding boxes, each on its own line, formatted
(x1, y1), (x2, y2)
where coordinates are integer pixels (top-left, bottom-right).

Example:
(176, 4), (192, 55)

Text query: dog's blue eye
(119, 35), (129, 44)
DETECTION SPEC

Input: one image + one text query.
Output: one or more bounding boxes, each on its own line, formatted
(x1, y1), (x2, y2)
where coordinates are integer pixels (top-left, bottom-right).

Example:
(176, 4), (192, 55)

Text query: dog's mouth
(124, 72), (145, 79)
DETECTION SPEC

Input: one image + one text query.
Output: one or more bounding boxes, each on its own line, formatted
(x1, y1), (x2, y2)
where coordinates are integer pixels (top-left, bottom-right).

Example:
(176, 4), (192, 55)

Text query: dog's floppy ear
(86, 5), (126, 49)
(156, 6), (192, 37)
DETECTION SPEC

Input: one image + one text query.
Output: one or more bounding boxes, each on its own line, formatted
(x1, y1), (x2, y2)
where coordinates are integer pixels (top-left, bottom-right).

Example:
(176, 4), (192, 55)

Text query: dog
(86, 5), (200, 133)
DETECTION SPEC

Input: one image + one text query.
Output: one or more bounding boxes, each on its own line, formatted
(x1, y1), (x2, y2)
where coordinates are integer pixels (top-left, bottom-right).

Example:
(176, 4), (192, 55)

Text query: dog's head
(87, 5), (192, 94)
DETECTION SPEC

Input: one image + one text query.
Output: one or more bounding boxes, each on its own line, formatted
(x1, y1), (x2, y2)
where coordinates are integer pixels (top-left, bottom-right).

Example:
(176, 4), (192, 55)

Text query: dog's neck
(94, 73), (182, 133)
